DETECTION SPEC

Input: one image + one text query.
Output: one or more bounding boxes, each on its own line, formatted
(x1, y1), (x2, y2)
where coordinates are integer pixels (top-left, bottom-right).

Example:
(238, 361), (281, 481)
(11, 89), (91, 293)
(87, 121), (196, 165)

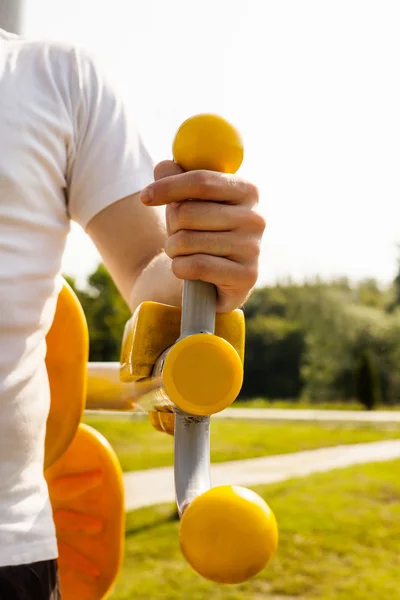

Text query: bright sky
(22, 0), (400, 288)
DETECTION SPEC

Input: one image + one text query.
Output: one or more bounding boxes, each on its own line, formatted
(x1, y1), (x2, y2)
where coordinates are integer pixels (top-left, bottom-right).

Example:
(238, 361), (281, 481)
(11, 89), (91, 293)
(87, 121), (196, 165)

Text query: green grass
(83, 416), (400, 472)
(110, 459), (400, 599)
(234, 398), (364, 410)
(233, 398), (400, 410)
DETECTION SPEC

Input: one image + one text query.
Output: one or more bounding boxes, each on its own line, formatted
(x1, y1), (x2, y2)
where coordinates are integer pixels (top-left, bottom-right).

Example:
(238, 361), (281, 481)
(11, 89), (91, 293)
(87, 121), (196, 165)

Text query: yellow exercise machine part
(45, 281), (125, 599)
(120, 114), (279, 584)
(45, 280), (88, 469)
(180, 485), (278, 584)
(45, 424), (124, 600)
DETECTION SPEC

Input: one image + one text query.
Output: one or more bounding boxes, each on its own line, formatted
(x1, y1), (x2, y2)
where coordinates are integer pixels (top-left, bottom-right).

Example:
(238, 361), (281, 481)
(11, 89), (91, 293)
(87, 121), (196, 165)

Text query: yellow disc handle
(163, 333), (243, 416)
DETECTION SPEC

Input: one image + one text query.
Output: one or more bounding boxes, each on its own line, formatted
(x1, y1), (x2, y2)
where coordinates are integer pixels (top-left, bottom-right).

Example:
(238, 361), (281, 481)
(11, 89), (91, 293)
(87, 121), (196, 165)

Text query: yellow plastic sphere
(180, 485), (278, 584)
(172, 114), (244, 174)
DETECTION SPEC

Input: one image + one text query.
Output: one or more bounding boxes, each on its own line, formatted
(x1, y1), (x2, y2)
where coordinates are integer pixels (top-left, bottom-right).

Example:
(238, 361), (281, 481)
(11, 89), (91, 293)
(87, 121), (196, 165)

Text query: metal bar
(174, 412), (211, 516)
(85, 281), (218, 517)
(180, 280), (217, 336)
(84, 409), (148, 421)
(86, 362), (163, 410)
(174, 280), (217, 514)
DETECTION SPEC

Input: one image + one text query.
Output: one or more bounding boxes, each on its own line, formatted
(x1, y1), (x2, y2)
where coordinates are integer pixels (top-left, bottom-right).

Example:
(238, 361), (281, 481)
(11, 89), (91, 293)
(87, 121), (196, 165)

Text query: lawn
(233, 398), (400, 410)
(110, 459), (400, 600)
(83, 415), (400, 472)
(233, 398), (364, 410)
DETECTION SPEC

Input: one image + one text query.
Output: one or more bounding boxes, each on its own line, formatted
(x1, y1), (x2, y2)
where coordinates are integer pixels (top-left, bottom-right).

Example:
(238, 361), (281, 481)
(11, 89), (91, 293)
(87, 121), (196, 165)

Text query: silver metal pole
(180, 280), (216, 336)
(0, 0), (24, 34)
(174, 413), (211, 516)
(174, 280), (217, 515)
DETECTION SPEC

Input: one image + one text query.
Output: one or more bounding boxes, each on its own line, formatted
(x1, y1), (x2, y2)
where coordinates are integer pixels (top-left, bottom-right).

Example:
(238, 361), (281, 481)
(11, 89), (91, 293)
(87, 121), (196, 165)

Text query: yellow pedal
(120, 301), (245, 383)
(45, 424), (124, 600)
(45, 280), (89, 469)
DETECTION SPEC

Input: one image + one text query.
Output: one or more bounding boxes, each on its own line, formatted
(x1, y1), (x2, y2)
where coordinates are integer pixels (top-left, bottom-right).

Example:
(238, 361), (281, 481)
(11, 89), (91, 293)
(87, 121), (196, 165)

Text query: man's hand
(87, 162), (265, 314)
(140, 161), (265, 312)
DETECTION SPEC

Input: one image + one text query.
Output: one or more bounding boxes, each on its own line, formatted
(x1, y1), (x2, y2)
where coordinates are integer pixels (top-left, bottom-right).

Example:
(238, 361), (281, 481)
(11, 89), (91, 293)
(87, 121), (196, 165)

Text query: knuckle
(189, 170), (212, 195)
(252, 210), (266, 232)
(171, 257), (185, 279)
(171, 254), (208, 280)
(165, 204), (177, 234)
(188, 254), (209, 278)
(239, 208), (266, 233)
(174, 229), (192, 253)
(166, 230), (191, 258)
(247, 182), (260, 200)
(164, 236), (175, 259)
(245, 239), (262, 260)
(242, 264), (259, 288)
(240, 180), (259, 205)
(175, 201), (193, 229)
(233, 235), (261, 262)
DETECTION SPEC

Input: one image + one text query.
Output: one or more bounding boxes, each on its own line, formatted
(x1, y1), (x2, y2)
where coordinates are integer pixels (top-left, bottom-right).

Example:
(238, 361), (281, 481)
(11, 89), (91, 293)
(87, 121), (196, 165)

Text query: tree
(242, 315), (304, 399)
(355, 349), (381, 410)
(64, 263), (400, 408)
(356, 279), (385, 309)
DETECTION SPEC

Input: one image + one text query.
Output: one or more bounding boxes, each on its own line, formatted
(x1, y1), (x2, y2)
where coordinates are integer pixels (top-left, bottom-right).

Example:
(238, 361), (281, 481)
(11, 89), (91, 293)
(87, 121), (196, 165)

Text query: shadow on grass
(125, 509), (179, 537)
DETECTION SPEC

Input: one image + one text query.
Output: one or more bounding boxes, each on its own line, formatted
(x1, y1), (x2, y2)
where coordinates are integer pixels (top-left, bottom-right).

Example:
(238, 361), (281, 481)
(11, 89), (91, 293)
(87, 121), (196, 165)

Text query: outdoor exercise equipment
(42, 114), (278, 598)
(120, 114), (278, 583)
(44, 282), (125, 600)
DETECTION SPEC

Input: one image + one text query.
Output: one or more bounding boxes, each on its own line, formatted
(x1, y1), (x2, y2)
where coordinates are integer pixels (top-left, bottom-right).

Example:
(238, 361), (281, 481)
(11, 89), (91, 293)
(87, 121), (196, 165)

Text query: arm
(86, 161), (265, 314)
(66, 50), (265, 310)
(66, 50), (184, 310)
(86, 191), (183, 312)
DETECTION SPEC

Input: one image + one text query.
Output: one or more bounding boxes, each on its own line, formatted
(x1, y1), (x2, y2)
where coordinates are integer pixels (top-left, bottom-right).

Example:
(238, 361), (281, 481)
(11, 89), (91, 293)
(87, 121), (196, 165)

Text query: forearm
(129, 251), (183, 313)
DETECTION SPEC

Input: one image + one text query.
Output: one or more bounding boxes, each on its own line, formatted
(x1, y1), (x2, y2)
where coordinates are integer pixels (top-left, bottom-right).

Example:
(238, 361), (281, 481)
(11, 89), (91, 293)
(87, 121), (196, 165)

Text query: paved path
(86, 407), (400, 423)
(123, 439), (400, 511)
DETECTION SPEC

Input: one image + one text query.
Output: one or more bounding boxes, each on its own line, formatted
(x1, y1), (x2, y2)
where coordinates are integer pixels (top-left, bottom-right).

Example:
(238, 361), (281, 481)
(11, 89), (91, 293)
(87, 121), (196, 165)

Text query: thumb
(153, 160), (184, 181)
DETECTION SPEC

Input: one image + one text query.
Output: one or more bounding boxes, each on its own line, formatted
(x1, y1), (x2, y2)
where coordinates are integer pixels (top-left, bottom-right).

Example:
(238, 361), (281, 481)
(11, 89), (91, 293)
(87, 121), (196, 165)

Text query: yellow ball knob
(172, 114), (244, 174)
(180, 485), (278, 584)
(163, 333), (243, 416)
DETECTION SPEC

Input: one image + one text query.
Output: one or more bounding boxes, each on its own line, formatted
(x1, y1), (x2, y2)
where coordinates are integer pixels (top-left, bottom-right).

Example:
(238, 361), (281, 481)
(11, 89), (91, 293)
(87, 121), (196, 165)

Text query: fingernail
(141, 186), (154, 204)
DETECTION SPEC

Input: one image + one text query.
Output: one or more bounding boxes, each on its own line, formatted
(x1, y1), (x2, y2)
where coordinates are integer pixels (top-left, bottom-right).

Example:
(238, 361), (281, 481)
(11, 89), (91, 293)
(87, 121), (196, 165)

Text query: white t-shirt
(0, 29), (154, 566)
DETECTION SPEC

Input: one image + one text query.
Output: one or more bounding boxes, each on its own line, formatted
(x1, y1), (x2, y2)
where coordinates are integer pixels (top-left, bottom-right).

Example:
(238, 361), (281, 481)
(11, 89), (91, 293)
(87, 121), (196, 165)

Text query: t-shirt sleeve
(66, 49), (155, 229)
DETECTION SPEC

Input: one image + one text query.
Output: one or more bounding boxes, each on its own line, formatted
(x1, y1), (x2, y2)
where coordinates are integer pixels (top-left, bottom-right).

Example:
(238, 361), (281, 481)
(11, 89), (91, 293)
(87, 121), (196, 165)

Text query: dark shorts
(0, 560), (60, 600)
